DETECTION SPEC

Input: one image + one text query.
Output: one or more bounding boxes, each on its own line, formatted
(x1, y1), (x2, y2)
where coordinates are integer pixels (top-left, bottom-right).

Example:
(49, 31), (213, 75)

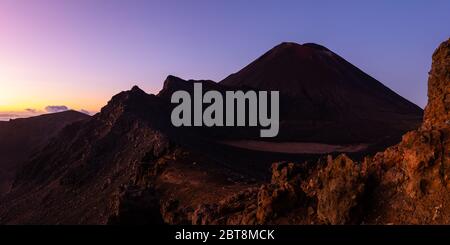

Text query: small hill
(0, 110), (90, 195)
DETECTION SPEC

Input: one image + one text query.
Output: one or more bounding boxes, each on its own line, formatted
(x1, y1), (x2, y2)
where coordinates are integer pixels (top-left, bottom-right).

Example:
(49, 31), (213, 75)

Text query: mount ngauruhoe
(220, 42), (422, 143)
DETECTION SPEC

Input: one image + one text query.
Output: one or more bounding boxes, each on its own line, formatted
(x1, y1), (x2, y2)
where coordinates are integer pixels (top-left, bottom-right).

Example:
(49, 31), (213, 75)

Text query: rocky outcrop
(303, 155), (366, 224)
(255, 162), (306, 224)
(359, 39), (450, 224)
(187, 162), (308, 225)
(422, 39), (450, 130)
(184, 156), (368, 225)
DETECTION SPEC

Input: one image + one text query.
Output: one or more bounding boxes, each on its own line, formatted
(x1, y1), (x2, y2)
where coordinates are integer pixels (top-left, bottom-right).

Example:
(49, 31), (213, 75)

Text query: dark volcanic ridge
(0, 110), (90, 195)
(0, 41), (433, 224)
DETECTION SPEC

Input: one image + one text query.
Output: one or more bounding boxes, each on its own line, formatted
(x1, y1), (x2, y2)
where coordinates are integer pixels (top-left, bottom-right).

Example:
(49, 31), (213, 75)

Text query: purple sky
(0, 0), (449, 115)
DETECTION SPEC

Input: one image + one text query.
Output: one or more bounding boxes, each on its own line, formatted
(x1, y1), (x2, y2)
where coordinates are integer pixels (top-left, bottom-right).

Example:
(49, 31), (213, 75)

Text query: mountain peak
(276, 41), (302, 48)
(158, 75), (189, 98)
(302, 43), (331, 51)
(131, 85), (144, 93)
(165, 75), (184, 81)
(271, 42), (331, 54)
(220, 40), (422, 142)
(163, 75), (186, 88)
(157, 75), (220, 98)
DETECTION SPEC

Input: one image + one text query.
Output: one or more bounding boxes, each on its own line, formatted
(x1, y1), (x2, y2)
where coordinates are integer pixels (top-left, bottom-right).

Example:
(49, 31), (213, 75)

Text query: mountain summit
(220, 42), (423, 144)
(221, 42), (421, 113)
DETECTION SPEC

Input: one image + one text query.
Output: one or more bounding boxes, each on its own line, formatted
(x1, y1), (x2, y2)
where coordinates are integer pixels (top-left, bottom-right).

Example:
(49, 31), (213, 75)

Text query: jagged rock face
(304, 155), (366, 224)
(186, 162), (310, 225)
(185, 157), (367, 225)
(359, 39), (450, 224)
(374, 129), (449, 198)
(423, 38), (450, 130)
(297, 38), (450, 225)
(363, 127), (450, 224)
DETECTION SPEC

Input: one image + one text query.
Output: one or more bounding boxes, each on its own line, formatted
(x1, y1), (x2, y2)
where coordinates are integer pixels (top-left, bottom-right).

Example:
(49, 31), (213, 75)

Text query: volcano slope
(220, 42), (422, 145)
(0, 41), (428, 224)
(0, 111), (89, 196)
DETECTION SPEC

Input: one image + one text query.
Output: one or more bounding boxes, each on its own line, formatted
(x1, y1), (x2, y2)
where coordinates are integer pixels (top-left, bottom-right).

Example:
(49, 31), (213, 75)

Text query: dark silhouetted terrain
(0, 111), (90, 195)
(0, 40), (441, 224)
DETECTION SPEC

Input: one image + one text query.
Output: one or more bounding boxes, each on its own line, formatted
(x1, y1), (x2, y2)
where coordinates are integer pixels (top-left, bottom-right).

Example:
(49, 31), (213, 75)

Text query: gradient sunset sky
(0, 0), (449, 117)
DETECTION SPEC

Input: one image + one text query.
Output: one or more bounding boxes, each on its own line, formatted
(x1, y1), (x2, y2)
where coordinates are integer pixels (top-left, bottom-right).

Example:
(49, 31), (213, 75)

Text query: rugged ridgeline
(0, 111), (89, 196)
(0, 85), (263, 224)
(0, 41), (429, 224)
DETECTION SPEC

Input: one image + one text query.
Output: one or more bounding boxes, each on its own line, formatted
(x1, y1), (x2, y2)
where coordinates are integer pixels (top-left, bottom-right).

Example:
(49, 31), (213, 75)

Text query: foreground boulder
(304, 155), (366, 224)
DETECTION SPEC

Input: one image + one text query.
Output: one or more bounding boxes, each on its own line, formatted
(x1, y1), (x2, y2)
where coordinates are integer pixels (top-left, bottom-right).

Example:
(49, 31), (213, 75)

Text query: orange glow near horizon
(0, 51), (161, 114)
(0, 2), (162, 116)
(0, 68), (108, 113)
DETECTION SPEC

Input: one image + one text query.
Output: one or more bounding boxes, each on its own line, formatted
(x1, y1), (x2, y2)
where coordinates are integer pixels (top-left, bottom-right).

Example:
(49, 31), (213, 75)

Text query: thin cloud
(45, 105), (69, 113)
(0, 113), (19, 118)
(79, 109), (91, 115)
(25, 108), (38, 113)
